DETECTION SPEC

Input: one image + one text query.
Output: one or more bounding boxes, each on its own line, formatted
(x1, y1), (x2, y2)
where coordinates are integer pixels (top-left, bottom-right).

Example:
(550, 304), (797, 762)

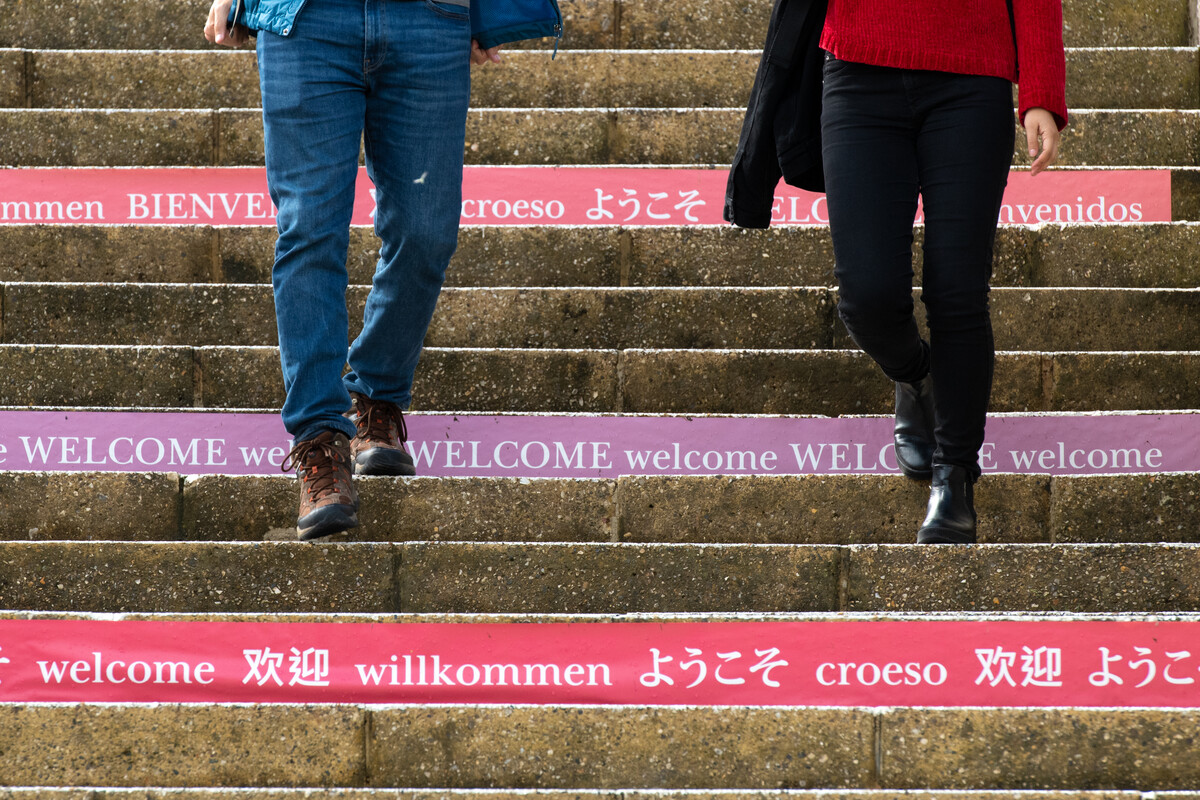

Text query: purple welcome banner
(0, 411), (1192, 477)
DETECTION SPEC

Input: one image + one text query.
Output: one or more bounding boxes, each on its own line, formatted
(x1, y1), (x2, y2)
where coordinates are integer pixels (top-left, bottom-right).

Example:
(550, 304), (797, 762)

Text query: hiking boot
(349, 392), (417, 476)
(281, 430), (359, 540)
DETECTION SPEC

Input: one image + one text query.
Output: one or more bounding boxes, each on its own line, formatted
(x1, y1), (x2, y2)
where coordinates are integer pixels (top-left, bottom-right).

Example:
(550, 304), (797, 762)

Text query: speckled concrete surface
(880, 708), (1200, 789)
(28, 50), (259, 109)
(400, 542), (841, 613)
(1051, 473), (1200, 543)
(183, 475), (616, 543)
(2, 284), (279, 347)
(0, 225), (215, 284)
(1047, 352), (1200, 411)
(845, 543), (1200, 613)
(411, 348), (622, 412)
(13, 47), (1200, 111)
(0, 541), (397, 613)
(450, 227), (623, 288)
(0, 704), (365, 787)
(369, 705), (874, 788)
(4, 220), (1199, 289)
(1067, 48), (1200, 109)
(6, 284), (1200, 352)
(988, 288), (1200, 351)
(1034, 222), (1200, 288)
(465, 109), (610, 166)
(217, 108), (264, 165)
(619, 350), (1044, 415)
(1054, 111), (1200, 168)
(619, 473), (1051, 545)
(0, 472), (181, 541)
(12, 108), (1195, 168)
(428, 287), (835, 349)
(0, 344), (194, 407)
(0, 110), (214, 167)
(0, 48), (22, 107)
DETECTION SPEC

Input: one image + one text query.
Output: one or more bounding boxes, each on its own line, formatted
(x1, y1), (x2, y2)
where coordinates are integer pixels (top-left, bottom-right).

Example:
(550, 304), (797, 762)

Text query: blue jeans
(820, 57), (1015, 478)
(257, 0), (472, 442)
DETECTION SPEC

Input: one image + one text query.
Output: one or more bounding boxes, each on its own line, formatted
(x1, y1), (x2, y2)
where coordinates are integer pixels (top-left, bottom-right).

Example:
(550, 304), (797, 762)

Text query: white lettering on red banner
(4, 619), (1200, 706)
(0, 410), (1188, 477)
(0, 167), (1173, 226)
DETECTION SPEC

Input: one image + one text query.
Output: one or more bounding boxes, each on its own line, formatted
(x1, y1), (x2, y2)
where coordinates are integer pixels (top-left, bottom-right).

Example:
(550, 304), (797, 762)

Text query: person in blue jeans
(205, 0), (502, 539)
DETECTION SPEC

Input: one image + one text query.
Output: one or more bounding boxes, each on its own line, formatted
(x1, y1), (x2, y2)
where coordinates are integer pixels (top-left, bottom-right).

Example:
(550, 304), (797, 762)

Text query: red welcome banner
(0, 410), (1193, 477)
(0, 167), (1172, 226)
(3, 618), (1200, 706)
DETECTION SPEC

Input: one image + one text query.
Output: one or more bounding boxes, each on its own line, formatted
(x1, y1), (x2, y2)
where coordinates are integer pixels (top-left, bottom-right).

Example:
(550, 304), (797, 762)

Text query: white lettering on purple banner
(0, 411), (1192, 477)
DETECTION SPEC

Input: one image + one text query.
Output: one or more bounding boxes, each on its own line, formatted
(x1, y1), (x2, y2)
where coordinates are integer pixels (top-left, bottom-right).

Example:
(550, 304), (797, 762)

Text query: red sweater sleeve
(1013, 0), (1069, 129)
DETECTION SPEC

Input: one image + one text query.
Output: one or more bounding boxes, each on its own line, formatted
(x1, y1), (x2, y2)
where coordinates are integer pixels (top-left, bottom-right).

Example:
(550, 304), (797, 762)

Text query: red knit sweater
(819, 0), (1068, 129)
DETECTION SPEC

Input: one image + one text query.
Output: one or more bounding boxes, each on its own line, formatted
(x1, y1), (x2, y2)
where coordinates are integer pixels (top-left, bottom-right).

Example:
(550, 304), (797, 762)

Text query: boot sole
(297, 506), (359, 541)
(917, 525), (976, 545)
(895, 452), (933, 481)
(354, 451), (417, 476)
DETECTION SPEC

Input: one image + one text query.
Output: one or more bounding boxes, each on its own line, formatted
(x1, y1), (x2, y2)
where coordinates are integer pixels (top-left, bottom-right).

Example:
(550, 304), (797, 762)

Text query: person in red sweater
(819, 0), (1067, 543)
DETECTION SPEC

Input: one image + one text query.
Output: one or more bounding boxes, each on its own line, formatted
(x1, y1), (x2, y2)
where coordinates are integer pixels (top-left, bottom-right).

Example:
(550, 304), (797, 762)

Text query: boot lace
(281, 437), (348, 500)
(355, 396), (408, 447)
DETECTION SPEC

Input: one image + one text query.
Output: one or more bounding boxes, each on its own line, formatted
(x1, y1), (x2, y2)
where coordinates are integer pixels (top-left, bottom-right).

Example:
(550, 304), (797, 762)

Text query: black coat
(723, 0), (829, 229)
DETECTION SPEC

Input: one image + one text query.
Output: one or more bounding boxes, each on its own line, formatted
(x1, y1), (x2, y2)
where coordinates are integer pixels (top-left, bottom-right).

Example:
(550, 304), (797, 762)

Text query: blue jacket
(230, 0), (559, 48)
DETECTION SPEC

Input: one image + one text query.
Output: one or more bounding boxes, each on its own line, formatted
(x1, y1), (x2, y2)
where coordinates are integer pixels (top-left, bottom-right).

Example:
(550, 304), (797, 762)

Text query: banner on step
(0, 167), (1172, 226)
(4, 618), (1200, 706)
(0, 410), (1194, 477)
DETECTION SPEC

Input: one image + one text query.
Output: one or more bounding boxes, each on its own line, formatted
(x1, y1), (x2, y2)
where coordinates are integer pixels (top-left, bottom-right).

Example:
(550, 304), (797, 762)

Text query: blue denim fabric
(257, 0), (472, 442)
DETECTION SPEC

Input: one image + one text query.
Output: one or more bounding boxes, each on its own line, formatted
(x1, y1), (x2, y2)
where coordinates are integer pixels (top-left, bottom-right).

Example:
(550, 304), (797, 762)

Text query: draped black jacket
(723, 0), (829, 229)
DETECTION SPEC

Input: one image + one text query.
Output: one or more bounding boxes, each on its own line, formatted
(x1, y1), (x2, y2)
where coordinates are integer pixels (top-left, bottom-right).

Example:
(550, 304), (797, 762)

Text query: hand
(204, 0), (250, 47)
(1024, 108), (1061, 177)
(471, 40), (503, 66)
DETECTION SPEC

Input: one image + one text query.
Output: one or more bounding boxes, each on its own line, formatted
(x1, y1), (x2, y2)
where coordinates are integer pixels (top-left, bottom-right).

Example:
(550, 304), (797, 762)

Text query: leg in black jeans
(820, 57), (1015, 480)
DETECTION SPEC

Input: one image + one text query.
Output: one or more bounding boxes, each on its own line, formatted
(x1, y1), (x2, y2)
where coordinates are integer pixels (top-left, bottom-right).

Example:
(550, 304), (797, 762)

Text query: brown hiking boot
(349, 392), (417, 476)
(281, 430), (359, 540)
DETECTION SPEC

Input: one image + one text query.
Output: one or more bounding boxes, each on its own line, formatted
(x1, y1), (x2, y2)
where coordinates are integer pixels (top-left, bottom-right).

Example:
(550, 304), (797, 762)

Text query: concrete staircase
(3, 0), (1200, 794)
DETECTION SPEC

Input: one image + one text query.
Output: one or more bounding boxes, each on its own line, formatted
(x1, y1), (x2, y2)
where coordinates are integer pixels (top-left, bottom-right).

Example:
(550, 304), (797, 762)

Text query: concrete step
(4, 283), (1199, 353)
(4, 345), (1200, 413)
(1, 108), (1196, 167)
(11, 48), (1198, 110)
(0, 0), (1188, 50)
(2, 701), (1200, 788)
(2, 541), (1200, 613)
(5, 470), (1195, 545)
(4, 222), (1200, 289)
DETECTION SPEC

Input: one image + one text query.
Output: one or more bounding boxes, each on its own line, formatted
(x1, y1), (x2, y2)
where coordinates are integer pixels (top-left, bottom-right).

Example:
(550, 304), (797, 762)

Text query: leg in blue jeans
(821, 58), (1014, 478)
(258, 0), (471, 443)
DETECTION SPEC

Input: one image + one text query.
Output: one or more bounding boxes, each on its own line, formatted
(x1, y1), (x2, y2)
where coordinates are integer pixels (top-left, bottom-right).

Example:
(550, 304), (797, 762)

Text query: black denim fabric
(821, 57), (1016, 477)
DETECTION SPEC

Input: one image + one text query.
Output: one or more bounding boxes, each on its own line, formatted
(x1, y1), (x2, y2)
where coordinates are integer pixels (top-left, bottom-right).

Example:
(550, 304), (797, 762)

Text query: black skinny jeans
(820, 56), (1016, 478)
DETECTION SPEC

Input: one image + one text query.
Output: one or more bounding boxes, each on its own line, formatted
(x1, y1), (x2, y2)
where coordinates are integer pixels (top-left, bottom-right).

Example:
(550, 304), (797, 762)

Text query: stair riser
(13, 49), (1198, 110)
(2, 110), (1195, 167)
(0, 0), (1188, 49)
(1, 705), (1198, 789)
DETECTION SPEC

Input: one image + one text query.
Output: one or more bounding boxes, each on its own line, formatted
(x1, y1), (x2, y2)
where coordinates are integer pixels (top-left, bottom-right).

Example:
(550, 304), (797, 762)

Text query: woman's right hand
(204, 0), (250, 47)
(1024, 108), (1061, 177)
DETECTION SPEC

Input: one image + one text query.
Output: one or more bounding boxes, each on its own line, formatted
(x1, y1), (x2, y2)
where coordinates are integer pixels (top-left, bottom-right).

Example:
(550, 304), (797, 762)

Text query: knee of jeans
(922, 290), (992, 332)
(837, 284), (914, 330)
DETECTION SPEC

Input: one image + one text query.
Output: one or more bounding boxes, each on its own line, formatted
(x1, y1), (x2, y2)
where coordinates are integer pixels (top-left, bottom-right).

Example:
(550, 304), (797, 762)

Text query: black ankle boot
(894, 376), (935, 479)
(917, 464), (977, 544)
